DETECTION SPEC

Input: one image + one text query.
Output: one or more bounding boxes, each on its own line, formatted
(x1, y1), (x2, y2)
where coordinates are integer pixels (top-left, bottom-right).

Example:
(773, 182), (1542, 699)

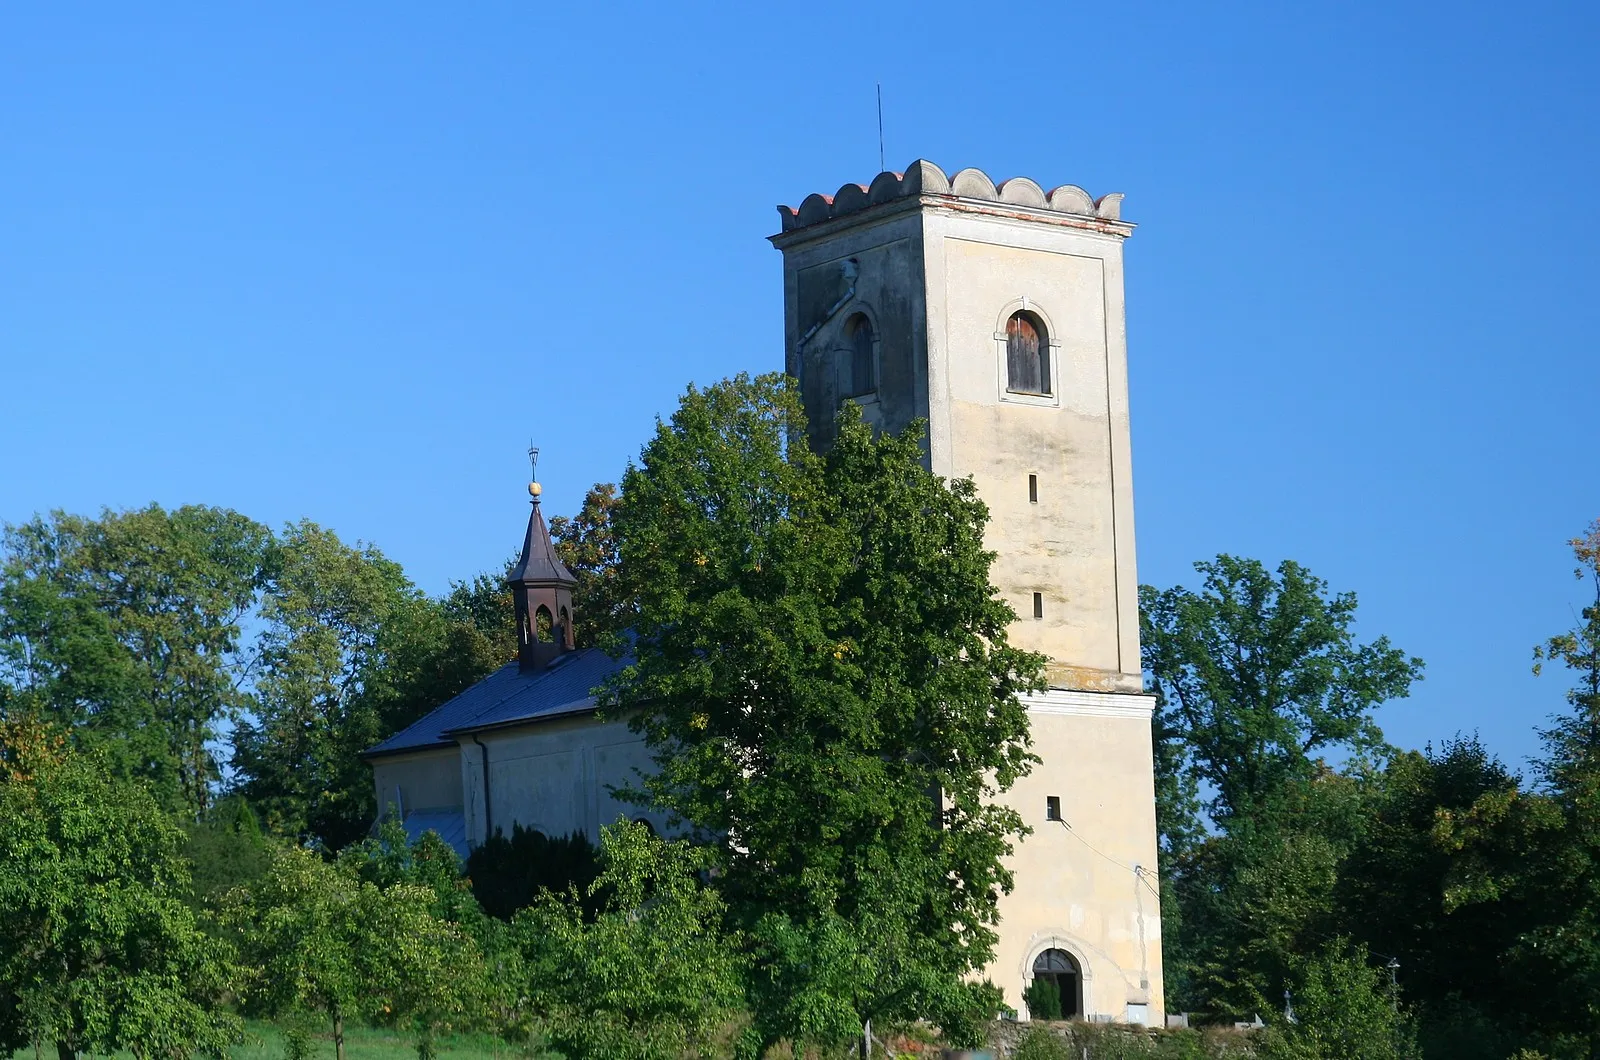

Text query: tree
(1141, 556), (1423, 828)
(231, 521), (422, 847)
(511, 821), (748, 1060)
(549, 482), (626, 647)
(1257, 939), (1417, 1060)
(226, 844), (486, 1060)
(0, 716), (243, 1060)
(1334, 738), (1562, 1056)
(0, 506), (271, 815)
(183, 793), (277, 914)
(1141, 557), (1422, 1017)
(606, 374), (1043, 1049)
(233, 524), (517, 849)
(1525, 518), (1600, 1055)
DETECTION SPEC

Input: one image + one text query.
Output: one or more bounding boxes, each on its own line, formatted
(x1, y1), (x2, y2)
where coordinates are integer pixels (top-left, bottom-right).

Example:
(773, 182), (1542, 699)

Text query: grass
(235, 1022), (521, 1060)
(13, 1021), (550, 1060)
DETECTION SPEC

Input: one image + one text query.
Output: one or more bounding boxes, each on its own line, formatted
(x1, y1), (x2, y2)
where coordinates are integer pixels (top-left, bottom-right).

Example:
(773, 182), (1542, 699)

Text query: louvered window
(1006, 312), (1050, 395)
(844, 314), (877, 397)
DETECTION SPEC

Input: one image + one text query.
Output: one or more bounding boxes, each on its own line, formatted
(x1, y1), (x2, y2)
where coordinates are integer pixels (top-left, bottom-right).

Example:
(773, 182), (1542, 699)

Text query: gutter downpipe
(470, 734), (493, 841)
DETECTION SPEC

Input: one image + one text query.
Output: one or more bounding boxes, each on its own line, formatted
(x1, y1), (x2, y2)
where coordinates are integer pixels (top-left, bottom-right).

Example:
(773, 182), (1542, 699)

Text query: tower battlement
(774, 160), (1127, 237)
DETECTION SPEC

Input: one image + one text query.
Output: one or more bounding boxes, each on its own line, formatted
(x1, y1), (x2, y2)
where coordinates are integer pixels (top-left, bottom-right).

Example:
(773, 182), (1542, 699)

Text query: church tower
(771, 162), (1162, 1025)
(508, 471), (577, 672)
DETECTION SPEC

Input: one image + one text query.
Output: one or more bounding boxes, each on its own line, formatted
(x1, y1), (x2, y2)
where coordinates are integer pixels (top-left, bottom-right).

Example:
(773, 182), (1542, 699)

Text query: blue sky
(2, 2), (1595, 769)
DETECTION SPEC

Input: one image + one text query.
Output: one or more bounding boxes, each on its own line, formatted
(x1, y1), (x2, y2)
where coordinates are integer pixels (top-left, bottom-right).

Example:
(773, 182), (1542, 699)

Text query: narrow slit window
(1032, 592), (1044, 619)
(1028, 474), (1038, 503)
(1046, 796), (1062, 822)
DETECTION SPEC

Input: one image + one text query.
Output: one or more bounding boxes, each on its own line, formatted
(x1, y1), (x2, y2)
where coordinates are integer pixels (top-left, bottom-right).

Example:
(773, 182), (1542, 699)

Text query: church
(363, 161), (1165, 1026)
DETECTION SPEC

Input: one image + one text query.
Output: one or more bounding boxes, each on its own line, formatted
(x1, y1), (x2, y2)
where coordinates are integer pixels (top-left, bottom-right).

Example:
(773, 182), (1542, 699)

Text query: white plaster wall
(460, 715), (670, 846)
(370, 748), (462, 817)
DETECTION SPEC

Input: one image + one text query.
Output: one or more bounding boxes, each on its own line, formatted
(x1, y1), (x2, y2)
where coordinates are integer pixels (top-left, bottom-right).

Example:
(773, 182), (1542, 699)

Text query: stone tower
(771, 162), (1163, 1025)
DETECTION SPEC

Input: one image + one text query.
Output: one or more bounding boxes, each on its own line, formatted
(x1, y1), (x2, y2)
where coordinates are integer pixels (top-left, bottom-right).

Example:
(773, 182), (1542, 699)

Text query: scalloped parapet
(776, 160), (1124, 233)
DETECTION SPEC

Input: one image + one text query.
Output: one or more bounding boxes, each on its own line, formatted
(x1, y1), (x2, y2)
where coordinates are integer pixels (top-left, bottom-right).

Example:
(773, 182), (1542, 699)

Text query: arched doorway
(1031, 948), (1082, 1019)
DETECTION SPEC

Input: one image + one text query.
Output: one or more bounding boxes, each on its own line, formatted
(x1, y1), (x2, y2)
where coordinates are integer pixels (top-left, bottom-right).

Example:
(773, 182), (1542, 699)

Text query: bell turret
(508, 453), (577, 672)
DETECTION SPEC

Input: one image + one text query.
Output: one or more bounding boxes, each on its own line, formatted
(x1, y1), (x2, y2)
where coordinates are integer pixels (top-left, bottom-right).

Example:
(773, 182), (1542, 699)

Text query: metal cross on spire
(527, 443), (542, 502)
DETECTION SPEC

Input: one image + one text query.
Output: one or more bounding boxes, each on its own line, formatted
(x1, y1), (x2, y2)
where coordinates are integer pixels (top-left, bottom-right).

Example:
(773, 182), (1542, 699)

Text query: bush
(1255, 939), (1416, 1060)
(1014, 1026), (1072, 1060)
(466, 823), (601, 920)
(510, 821), (750, 1060)
(1023, 980), (1063, 1021)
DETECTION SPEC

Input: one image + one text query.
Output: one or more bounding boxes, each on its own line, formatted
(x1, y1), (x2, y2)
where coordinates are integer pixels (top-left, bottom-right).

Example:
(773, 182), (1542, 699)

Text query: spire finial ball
(529, 482), (542, 499)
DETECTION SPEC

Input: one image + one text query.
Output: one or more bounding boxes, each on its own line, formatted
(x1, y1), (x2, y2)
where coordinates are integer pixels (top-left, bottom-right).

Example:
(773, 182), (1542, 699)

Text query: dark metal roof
(508, 499), (576, 588)
(362, 646), (631, 757)
(401, 810), (469, 859)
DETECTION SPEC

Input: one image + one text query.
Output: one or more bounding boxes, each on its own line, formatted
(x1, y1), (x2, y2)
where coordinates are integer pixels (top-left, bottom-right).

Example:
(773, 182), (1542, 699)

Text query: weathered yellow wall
(993, 699), (1163, 1022)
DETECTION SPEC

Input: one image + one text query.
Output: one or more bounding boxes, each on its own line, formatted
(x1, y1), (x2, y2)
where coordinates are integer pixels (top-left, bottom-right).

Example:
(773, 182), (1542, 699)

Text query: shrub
(1023, 980), (1063, 1021)
(1014, 1026), (1072, 1060)
(466, 823), (601, 920)
(1254, 939), (1416, 1060)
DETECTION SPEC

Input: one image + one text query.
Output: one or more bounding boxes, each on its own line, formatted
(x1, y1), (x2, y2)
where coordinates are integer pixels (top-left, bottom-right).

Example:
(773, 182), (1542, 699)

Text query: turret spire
(508, 450), (577, 672)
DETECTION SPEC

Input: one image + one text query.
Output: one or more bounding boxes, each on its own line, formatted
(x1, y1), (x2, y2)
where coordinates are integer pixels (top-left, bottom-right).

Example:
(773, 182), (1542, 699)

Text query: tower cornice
(770, 160), (1132, 249)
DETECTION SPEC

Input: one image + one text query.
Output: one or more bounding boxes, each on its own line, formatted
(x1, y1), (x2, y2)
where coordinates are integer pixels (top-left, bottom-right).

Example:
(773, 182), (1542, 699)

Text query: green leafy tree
(0, 716), (243, 1060)
(511, 820), (749, 1060)
(1141, 557), (1422, 1015)
(1524, 519), (1600, 1056)
(231, 521), (422, 847)
(1257, 939), (1417, 1060)
(1141, 556), (1423, 828)
(1337, 739), (1562, 1057)
(0, 505), (271, 815)
(549, 482), (627, 646)
(234, 525), (516, 849)
(606, 374), (1043, 1049)
(226, 844), (486, 1060)
(183, 793), (277, 914)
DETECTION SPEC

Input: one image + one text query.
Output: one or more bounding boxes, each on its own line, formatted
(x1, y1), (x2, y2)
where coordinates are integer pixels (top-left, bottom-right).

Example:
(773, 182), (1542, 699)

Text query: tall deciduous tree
(231, 521), (422, 847)
(1526, 518), (1600, 1054)
(1338, 738), (1561, 1057)
(0, 506), (271, 815)
(606, 374), (1043, 1048)
(1141, 556), (1423, 828)
(549, 482), (627, 646)
(1141, 556), (1422, 1016)
(0, 717), (242, 1060)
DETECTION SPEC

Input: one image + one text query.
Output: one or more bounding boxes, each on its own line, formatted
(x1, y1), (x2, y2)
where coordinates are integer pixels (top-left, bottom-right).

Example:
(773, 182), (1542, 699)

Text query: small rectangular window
(1033, 592), (1044, 619)
(1046, 796), (1062, 822)
(1028, 474), (1038, 503)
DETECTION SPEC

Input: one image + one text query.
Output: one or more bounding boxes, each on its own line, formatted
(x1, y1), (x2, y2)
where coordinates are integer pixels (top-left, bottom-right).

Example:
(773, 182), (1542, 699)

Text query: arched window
(534, 605), (553, 642)
(843, 313), (876, 398)
(1006, 311), (1050, 395)
(1031, 948), (1082, 1018)
(558, 606), (571, 644)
